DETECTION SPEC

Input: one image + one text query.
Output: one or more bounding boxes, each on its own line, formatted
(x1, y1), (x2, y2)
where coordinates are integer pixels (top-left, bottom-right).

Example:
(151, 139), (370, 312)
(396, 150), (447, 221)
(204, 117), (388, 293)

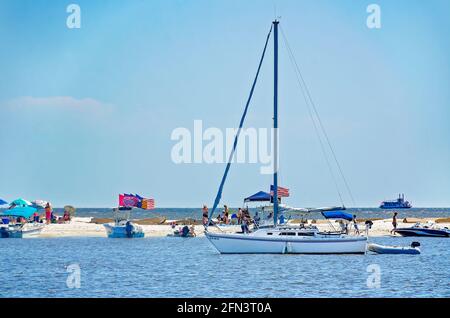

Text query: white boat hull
(103, 223), (145, 238)
(206, 232), (367, 254)
(0, 224), (44, 238)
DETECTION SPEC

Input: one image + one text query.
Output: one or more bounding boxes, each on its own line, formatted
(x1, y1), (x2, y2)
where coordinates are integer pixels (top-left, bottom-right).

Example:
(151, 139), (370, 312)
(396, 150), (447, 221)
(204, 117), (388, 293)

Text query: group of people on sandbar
(36, 203), (72, 224)
(2, 202), (72, 225)
(169, 221), (196, 237)
(201, 204), (255, 233)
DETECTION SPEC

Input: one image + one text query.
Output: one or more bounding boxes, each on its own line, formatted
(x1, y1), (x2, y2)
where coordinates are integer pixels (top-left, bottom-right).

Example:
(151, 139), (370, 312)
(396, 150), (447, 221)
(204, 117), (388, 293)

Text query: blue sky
(0, 0), (449, 208)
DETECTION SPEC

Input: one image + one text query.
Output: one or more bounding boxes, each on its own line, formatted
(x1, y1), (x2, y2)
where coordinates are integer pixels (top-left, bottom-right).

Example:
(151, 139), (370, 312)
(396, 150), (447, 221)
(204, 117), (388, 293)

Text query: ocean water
(0, 235), (449, 297)
(3, 207), (447, 221)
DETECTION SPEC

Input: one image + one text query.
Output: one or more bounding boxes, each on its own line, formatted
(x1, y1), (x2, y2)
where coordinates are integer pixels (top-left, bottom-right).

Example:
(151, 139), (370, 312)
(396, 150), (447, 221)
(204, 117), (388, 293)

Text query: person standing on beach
(223, 205), (229, 224)
(45, 203), (52, 225)
(352, 215), (360, 235)
(241, 214), (250, 234)
(237, 208), (243, 225)
(391, 212), (398, 234)
(202, 205), (209, 226)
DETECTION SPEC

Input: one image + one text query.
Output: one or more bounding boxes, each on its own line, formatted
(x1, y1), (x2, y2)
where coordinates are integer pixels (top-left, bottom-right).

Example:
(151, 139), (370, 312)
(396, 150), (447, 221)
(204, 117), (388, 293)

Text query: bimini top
(244, 191), (271, 202)
(322, 211), (353, 221)
(0, 206), (37, 218)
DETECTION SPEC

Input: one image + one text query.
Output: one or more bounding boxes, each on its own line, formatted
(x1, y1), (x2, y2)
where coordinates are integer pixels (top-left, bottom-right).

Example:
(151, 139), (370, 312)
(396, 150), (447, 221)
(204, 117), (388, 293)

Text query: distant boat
(379, 193), (412, 209)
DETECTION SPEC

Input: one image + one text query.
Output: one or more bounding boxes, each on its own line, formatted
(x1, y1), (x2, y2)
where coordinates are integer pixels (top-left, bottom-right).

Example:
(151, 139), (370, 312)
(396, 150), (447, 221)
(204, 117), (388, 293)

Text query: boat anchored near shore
(0, 201), (45, 238)
(394, 222), (449, 237)
(104, 207), (145, 238)
(204, 20), (367, 254)
(207, 226), (367, 254)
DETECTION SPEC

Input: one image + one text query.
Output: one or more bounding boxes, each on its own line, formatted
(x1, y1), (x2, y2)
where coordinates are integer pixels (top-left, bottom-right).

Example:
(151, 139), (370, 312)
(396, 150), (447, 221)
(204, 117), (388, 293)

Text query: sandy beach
(38, 217), (450, 238)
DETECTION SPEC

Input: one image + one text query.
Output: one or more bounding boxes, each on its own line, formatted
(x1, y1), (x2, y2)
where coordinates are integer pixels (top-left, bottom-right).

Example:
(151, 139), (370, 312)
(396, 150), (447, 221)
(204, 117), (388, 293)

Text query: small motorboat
(394, 222), (449, 237)
(0, 223), (44, 238)
(103, 207), (145, 238)
(368, 242), (421, 255)
(0, 203), (44, 238)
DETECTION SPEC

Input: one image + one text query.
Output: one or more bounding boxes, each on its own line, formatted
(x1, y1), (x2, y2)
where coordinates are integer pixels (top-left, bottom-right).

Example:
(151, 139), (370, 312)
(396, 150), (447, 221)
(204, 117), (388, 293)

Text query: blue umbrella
(0, 199), (8, 206)
(0, 206), (38, 219)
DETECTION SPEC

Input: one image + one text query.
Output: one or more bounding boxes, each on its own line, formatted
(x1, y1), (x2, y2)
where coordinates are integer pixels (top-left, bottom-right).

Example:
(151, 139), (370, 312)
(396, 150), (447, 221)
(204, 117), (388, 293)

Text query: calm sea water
(8, 207), (448, 220)
(0, 236), (449, 297)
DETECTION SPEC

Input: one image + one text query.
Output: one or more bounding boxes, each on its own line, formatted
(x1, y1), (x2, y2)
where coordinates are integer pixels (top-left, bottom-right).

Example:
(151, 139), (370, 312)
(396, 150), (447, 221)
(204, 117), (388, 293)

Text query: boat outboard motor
(181, 225), (190, 237)
(125, 221), (133, 238)
(364, 220), (373, 236)
(411, 242), (420, 248)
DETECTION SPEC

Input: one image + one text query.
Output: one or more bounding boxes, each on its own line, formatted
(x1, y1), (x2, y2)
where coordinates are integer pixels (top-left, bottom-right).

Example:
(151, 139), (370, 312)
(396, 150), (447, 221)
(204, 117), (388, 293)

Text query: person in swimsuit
(189, 225), (196, 237)
(237, 208), (243, 225)
(202, 205), (209, 225)
(223, 205), (229, 224)
(391, 212), (398, 234)
(352, 215), (360, 235)
(45, 203), (52, 225)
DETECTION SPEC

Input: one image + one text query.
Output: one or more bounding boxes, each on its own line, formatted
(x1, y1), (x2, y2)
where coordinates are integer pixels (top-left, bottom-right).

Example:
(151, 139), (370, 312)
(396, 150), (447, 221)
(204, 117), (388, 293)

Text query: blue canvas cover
(322, 211), (353, 221)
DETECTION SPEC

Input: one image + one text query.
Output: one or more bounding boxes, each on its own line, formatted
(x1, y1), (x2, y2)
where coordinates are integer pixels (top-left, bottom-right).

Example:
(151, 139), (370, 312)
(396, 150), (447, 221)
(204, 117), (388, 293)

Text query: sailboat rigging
(205, 20), (367, 254)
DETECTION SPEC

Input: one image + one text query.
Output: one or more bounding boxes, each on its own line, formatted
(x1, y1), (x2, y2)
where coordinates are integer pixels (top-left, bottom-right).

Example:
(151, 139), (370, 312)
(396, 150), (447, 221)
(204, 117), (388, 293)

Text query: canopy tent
(0, 206), (38, 219)
(10, 198), (32, 207)
(244, 191), (271, 202)
(322, 211), (353, 221)
(0, 199), (8, 206)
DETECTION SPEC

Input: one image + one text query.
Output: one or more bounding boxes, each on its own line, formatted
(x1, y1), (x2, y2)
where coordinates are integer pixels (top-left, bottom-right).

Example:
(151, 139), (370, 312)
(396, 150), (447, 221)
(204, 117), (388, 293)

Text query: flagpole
(273, 19), (279, 227)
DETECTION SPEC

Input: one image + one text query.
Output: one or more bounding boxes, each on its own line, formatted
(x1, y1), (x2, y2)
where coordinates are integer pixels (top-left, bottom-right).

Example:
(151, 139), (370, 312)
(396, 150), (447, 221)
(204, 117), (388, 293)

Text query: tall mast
(273, 20), (279, 227)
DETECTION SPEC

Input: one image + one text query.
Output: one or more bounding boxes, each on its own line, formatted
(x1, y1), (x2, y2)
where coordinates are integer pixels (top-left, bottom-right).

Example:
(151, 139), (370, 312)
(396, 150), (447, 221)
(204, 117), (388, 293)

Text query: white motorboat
(394, 222), (450, 237)
(0, 203), (44, 238)
(0, 223), (44, 238)
(103, 207), (145, 238)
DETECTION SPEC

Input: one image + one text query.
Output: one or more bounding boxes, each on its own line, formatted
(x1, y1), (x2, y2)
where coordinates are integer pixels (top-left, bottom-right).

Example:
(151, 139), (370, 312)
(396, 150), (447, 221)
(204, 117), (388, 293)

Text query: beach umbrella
(0, 199), (8, 206)
(32, 200), (49, 209)
(10, 198), (32, 207)
(0, 206), (37, 219)
(64, 205), (76, 216)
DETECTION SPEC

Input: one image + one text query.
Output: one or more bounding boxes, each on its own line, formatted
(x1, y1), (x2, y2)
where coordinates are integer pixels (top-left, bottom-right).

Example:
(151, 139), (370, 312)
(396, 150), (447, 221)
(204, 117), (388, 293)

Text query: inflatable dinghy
(368, 242), (421, 255)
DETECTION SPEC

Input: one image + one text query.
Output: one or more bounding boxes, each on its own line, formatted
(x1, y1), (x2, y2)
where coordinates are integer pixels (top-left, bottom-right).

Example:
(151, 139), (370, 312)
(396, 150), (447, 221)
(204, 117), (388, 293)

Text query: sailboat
(204, 20), (367, 254)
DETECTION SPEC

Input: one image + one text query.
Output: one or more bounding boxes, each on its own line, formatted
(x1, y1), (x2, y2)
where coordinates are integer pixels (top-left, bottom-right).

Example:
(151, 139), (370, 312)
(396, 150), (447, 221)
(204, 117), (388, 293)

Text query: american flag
(142, 198), (155, 210)
(270, 185), (290, 197)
